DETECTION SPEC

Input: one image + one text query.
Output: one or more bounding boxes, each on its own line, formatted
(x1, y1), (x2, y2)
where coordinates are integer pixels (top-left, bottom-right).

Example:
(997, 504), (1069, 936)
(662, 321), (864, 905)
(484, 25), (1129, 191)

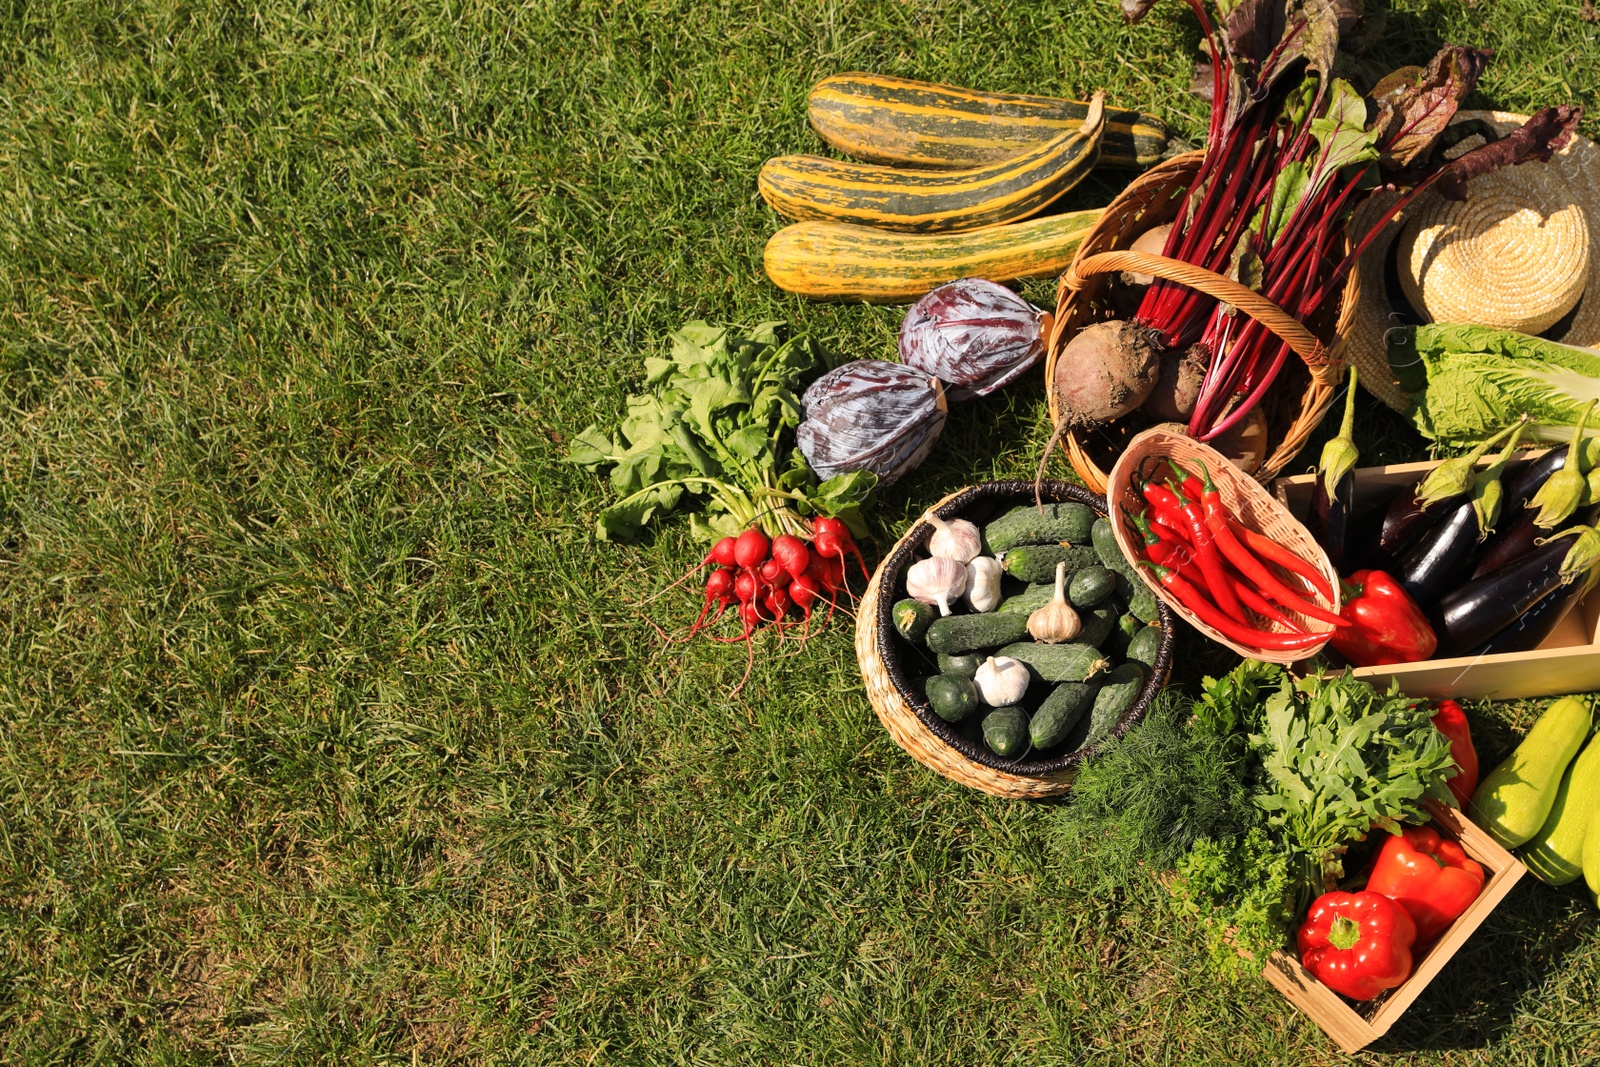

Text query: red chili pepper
(1234, 581), (1305, 631)
(1365, 826), (1485, 946)
(1145, 482), (1246, 622)
(1152, 515), (1192, 548)
(1138, 563), (1334, 650)
(1429, 700), (1480, 809)
(1227, 517), (1337, 602)
(1297, 891), (1417, 1001)
(1193, 464), (1349, 628)
(1329, 569), (1438, 668)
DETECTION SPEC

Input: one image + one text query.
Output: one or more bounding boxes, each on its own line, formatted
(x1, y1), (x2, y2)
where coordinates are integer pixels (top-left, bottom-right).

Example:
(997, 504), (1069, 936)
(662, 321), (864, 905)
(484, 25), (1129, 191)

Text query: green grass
(2, 0), (1600, 1062)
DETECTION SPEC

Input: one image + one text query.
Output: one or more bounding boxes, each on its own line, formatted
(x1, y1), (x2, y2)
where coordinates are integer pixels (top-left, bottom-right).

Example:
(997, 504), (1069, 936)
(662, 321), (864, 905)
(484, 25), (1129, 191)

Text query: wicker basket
(1106, 428), (1339, 664)
(855, 479), (1175, 798)
(1044, 151), (1359, 494)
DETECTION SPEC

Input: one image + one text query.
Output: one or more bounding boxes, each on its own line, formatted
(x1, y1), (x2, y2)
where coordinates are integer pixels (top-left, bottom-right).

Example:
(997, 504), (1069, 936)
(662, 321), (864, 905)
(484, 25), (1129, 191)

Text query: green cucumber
(981, 705), (1030, 757)
(982, 501), (1097, 554)
(1030, 681), (1099, 749)
(924, 674), (980, 723)
(996, 641), (1108, 682)
(998, 582), (1055, 616)
(1127, 583), (1160, 625)
(893, 598), (936, 643)
(1000, 544), (1099, 584)
(1077, 603), (1116, 650)
(1090, 517), (1128, 573)
(1125, 625), (1162, 671)
(925, 612), (1030, 655)
(937, 651), (984, 678)
(1068, 566), (1117, 609)
(1080, 663), (1147, 748)
(1107, 612), (1143, 657)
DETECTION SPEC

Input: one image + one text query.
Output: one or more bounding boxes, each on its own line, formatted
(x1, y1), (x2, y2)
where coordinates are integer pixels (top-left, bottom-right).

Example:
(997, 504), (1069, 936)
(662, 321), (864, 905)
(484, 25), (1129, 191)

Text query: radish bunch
(670, 518), (867, 691)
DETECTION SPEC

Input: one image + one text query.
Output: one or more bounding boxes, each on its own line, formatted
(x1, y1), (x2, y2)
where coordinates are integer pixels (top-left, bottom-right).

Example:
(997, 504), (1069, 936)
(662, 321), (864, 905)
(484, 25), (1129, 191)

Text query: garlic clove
(964, 556), (1003, 613)
(906, 556), (968, 616)
(974, 656), (1030, 707)
(1028, 561), (1082, 643)
(927, 514), (983, 563)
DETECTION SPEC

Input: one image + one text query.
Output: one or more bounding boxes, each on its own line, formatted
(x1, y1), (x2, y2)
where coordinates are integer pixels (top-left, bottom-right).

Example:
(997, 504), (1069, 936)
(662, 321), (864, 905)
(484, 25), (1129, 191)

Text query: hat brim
(1347, 111), (1600, 411)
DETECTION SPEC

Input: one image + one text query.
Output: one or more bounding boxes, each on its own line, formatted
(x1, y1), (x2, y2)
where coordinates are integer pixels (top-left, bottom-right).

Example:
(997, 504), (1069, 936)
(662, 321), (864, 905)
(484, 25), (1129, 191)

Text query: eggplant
(1466, 574), (1590, 657)
(1437, 525), (1600, 654)
(1379, 421), (1528, 563)
(1472, 503), (1600, 580)
(1349, 486), (1404, 571)
(1308, 369), (1358, 571)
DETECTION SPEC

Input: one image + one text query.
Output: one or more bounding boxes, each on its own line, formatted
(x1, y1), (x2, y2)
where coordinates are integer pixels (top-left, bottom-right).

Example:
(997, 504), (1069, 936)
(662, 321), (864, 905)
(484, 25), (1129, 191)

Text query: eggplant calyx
(1415, 420), (1522, 508)
(1318, 367), (1361, 492)
(1531, 402), (1595, 528)
(1558, 525), (1600, 586)
(1470, 417), (1531, 537)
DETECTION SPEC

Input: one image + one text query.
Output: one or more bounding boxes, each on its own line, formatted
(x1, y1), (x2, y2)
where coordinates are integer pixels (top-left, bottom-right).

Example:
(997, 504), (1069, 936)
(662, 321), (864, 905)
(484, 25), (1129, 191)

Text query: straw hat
(1345, 111), (1600, 411)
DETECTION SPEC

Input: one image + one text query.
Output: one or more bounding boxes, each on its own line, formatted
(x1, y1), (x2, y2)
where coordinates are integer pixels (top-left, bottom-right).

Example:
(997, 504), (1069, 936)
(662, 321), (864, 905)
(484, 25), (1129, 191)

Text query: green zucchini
(1081, 663), (1148, 748)
(806, 72), (1171, 170)
(893, 598), (937, 644)
(981, 705), (1030, 757)
(1068, 566), (1118, 609)
(983, 501), (1098, 554)
(1000, 544), (1099, 584)
(924, 674), (980, 723)
(758, 96), (1106, 234)
(1030, 681), (1100, 749)
(924, 612), (1030, 655)
(996, 641), (1108, 683)
(1125, 625), (1162, 671)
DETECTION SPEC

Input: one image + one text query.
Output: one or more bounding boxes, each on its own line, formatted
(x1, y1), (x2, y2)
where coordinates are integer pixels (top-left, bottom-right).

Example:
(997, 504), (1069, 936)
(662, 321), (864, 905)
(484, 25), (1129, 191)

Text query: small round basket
(855, 479), (1175, 799)
(1106, 428), (1340, 664)
(1044, 151), (1359, 494)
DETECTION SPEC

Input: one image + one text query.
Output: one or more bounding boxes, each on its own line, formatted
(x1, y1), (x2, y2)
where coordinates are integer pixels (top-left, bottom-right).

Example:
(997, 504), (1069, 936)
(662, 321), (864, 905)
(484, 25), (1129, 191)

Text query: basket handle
(1064, 249), (1330, 368)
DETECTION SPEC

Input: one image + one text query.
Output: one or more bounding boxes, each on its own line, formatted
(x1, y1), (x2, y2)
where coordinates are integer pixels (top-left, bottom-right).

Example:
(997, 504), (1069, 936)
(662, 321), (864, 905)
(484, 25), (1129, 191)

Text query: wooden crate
(1262, 799), (1526, 1053)
(1275, 454), (1600, 701)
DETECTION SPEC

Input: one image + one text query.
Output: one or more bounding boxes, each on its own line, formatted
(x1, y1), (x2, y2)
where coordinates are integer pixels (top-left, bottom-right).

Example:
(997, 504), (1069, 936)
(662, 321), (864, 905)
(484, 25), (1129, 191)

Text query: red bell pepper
(1297, 891), (1416, 1001)
(1365, 826), (1485, 945)
(1430, 699), (1480, 808)
(1330, 569), (1438, 667)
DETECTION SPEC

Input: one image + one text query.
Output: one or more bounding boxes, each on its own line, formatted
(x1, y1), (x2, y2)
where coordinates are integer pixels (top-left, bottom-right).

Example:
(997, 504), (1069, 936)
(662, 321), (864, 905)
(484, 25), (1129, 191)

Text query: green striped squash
(762, 209), (1103, 303)
(758, 96), (1105, 233)
(807, 72), (1173, 171)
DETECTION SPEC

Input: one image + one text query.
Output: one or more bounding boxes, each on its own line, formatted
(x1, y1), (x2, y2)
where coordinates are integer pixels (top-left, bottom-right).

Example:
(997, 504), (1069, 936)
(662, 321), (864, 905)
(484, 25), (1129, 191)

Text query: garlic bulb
(927, 514), (982, 563)
(974, 656), (1029, 707)
(1028, 562), (1081, 643)
(906, 556), (967, 616)
(964, 556), (1003, 613)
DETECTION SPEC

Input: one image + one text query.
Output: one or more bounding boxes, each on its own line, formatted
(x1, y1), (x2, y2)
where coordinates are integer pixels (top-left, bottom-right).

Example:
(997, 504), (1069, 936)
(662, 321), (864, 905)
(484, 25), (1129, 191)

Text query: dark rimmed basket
(855, 480), (1175, 798)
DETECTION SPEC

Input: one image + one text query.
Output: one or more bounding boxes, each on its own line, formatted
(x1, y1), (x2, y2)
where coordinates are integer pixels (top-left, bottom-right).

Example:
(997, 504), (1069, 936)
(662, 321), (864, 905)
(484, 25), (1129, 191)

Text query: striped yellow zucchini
(758, 95), (1105, 233)
(808, 72), (1172, 170)
(763, 209), (1103, 303)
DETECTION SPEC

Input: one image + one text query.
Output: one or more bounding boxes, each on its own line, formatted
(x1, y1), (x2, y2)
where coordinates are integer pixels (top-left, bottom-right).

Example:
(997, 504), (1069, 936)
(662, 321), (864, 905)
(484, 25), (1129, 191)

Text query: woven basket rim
(866, 479), (1175, 779)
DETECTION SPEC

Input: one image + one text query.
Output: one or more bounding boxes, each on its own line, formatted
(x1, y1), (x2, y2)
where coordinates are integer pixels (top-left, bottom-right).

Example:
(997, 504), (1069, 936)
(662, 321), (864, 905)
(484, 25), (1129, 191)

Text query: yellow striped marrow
(758, 95), (1105, 234)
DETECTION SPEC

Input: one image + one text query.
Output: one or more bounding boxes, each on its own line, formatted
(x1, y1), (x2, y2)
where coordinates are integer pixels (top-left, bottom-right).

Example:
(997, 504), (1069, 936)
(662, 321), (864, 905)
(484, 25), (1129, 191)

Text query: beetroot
(796, 360), (948, 485)
(898, 278), (1045, 400)
(1142, 346), (1208, 422)
(1051, 321), (1161, 425)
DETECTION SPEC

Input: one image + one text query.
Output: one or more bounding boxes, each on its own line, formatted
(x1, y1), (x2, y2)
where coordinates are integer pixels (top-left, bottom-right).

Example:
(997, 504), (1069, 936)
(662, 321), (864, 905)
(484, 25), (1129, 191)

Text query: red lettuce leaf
(1371, 46), (1493, 170)
(1434, 105), (1583, 201)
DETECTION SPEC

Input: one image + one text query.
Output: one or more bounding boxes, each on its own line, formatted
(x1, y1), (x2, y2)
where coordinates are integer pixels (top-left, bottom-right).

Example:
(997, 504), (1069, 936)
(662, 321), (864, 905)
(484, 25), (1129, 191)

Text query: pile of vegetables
(892, 504), (1163, 759)
(1124, 457), (1342, 657)
(1050, 0), (1579, 451)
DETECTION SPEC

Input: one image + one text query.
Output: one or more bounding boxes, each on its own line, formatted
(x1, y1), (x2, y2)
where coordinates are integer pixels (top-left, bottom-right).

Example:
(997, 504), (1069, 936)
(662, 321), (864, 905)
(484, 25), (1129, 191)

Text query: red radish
(789, 572), (820, 617)
(684, 567), (738, 640)
(643, 536), (741, 604)
(710, 536), (738, 567)
(759, 557), (791, 587)
(734, 528), (770, 570)
(770, 534), (810, 579)
(765, 585), (791, 623)
(733, 569), (759, 605)
(812, 518), (869, 579)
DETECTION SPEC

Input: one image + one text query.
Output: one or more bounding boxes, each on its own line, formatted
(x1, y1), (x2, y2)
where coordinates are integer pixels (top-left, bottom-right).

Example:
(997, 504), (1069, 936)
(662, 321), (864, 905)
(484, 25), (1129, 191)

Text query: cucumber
(1076, 603), (1116, 650)
(937, 651), (984, 678)
(983, 501), (1097, 554)
(1127, 583), (1160, 625)
(924, 674), (980, 723)
(1068, 566), (1118, 609)
(996, 641), (1109, 682)
(1080, 663), (1147, 748)
(1030, 681), (1100, 749)
(893, 598), (937, 643)
(1106, 612), (1144, 657)
(1125, 625), (1162, 671)
(925, 612), (1030, 655)
(1522, 733), (1600, 885)
(1001, 544), (1099, 584)
(981, 705), (1030, 757)
(998, 582), (1055, 615)
(1470, 696), (1592, 849)
(1090, 517), (1128, 573)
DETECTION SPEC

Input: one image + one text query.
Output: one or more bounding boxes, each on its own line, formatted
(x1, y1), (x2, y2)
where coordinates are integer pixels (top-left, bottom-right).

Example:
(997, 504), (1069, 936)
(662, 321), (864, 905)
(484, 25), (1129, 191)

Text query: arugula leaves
(567, 321), (875, 541)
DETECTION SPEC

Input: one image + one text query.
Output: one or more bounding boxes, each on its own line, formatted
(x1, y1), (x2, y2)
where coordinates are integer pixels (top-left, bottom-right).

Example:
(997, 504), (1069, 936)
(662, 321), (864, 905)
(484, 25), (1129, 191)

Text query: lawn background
(2, 0), (1600, 1062)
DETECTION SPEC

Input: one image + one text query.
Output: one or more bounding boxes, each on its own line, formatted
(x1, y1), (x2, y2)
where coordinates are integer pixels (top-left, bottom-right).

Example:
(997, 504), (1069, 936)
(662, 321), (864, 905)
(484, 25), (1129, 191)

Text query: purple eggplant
(1379, 421), (1525, 562)
(1472, 502), (1600, 580)
(1466, 574), (1591, 657)
(1308, 369), (1358, 571)
(1436, 525), (1600, 655)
